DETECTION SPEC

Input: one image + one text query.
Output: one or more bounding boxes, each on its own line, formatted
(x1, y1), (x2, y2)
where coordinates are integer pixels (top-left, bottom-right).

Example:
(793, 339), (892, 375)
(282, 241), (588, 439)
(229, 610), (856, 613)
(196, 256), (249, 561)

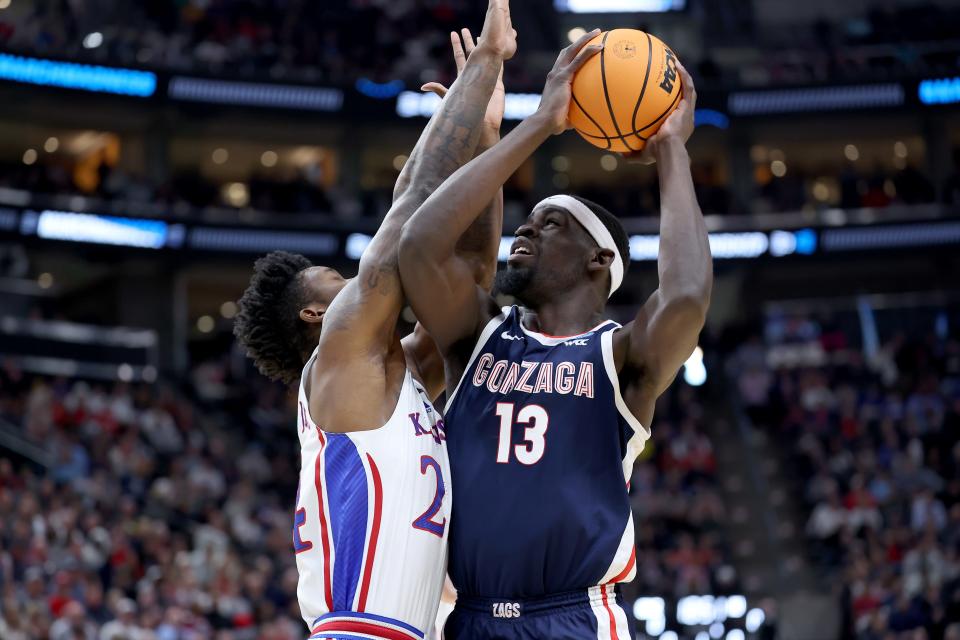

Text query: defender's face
(301, 266), (348, 308)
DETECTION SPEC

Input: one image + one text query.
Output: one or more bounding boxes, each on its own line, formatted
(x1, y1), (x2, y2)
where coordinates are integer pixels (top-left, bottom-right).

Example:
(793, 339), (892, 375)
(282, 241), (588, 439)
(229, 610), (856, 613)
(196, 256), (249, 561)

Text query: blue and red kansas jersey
(444, 306), (650, 598)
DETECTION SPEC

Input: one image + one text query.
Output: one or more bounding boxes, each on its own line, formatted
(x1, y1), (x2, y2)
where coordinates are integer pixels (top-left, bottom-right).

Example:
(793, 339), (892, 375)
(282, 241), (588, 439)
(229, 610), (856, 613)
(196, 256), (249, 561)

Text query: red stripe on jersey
(313, 449), (334, 612)
(527, 319), (612, 340)
(535, 330), (592, 339)
(311, 619), (413, 640)
(608, 547), (636, 584)
(601, 587), (620, 640)
(357, 453), (383, 612)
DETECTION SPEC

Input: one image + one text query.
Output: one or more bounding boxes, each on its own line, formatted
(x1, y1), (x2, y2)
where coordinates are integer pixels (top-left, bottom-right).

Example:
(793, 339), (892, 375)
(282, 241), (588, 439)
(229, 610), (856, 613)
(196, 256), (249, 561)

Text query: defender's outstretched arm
(420, 29), (508, 293)
(398, 31), (604, 354)
(310, 1), (515, 430)
(402, 27), (509, 397)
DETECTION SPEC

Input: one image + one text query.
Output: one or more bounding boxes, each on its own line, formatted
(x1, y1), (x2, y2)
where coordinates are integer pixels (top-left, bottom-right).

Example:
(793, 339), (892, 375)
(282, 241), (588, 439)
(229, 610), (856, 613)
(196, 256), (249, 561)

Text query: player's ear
(587, 248), (615, 274)
(299, 303), (327, 324)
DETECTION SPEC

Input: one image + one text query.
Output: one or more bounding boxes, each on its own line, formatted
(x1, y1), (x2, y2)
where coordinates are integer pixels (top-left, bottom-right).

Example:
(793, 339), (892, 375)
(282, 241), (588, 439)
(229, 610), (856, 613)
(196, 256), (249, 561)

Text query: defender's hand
(623, 61), (697, 164)
(535, 29), (603, 136)
(474, 0), (517, 61)
(421, 28), (506, 139)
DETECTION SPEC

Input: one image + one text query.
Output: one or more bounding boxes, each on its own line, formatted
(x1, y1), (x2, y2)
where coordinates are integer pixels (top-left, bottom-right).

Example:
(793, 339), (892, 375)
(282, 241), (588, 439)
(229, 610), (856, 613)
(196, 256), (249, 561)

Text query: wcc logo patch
(659, 48), (678, 94)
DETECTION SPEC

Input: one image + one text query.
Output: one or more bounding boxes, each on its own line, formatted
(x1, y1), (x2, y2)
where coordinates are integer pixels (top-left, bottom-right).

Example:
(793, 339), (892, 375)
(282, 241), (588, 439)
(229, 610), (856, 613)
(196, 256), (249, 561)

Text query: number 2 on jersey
(495, 402), (549, 465)
(412, 455), (446, 537)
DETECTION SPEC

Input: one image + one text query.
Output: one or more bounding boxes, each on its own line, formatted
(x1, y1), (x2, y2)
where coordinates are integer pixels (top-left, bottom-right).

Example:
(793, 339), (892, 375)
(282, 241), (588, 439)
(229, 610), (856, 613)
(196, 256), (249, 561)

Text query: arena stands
(0, 345), (733, 638)
(730, 315), (960, 638)
(628, 383), (738, 601)
(4, 1), (960, 88)
(1, 145), (950, 222)
(1, 0), (484, 85)
(0, 363), (306, 639)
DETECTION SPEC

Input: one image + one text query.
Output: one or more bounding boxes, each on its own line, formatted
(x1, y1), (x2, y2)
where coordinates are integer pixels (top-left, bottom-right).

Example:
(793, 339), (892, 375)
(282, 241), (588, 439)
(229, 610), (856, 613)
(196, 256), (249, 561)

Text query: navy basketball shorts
(444, 585), (635, 640)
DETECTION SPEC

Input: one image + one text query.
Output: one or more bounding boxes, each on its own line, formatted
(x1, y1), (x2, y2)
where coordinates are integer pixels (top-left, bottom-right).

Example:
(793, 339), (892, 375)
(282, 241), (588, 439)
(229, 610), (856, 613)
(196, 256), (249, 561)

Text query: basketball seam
(636, 86), (682, 133)
(599, 32), (638, 153)
(571, 93), (612, 150)
(630, 33), (654, 136)
(575, 129), (647, 142)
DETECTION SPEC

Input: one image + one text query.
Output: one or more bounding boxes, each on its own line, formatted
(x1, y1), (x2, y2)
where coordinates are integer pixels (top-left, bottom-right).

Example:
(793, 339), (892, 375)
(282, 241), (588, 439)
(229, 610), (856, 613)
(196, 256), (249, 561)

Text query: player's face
(297, 265), (347, 347)
(299, 266), (348, 319)
(498, 207), (595, 303)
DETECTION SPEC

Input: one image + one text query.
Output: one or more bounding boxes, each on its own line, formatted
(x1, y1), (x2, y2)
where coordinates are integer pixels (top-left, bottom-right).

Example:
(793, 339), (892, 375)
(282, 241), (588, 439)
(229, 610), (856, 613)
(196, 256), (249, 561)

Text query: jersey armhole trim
(600, 329), (651, 481)
(443, 306), (511, 413)
(299, 351), (415, 435)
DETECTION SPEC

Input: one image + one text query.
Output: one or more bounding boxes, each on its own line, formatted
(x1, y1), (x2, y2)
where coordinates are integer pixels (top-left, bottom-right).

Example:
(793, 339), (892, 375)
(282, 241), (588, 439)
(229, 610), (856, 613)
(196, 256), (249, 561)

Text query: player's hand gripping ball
(569, 29), (682, 154)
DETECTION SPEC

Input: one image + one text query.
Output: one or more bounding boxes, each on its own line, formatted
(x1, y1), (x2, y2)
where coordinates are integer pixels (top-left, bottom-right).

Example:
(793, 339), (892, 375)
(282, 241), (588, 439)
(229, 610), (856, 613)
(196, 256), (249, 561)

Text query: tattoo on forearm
(341, 54), (500, 337)
(410, 61), (500, 194)
(364, 260), (398, 296)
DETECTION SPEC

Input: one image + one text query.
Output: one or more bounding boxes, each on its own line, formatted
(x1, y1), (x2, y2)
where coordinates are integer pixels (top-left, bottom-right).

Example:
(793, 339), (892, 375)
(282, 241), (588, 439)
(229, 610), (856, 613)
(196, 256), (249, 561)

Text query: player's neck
(522, 291), (605, 337)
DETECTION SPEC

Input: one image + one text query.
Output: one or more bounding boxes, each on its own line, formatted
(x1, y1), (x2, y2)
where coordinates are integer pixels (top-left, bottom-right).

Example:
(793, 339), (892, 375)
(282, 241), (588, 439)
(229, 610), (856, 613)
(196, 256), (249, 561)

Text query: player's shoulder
(609, 318), (634, 369)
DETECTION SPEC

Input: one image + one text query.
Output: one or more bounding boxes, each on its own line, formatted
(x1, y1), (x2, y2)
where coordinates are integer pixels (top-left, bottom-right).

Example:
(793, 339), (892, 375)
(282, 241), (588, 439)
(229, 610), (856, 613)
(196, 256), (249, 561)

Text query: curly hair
(234, 251), (314, 385)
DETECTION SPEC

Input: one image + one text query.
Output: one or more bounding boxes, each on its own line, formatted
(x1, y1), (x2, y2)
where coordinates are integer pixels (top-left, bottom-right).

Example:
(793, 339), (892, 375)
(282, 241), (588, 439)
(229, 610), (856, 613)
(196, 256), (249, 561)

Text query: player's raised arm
(394, 19), (509, 206)
(620, 62), (712, 399)
(398, 30), (604, 353)
(309, 1), (514, 430)
(420, 29), (507, 293)
(401, 28), (509, 399)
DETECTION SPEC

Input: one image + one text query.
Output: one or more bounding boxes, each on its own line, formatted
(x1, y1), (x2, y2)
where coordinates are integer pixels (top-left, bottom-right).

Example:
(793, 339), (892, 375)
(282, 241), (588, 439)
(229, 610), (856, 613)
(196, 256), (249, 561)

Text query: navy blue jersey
(444, 306), (650, 598)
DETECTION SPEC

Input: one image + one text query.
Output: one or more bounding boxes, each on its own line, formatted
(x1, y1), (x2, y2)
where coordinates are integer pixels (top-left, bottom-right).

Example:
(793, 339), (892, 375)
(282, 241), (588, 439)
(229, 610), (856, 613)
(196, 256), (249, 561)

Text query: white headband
(533, 195), (624, 297)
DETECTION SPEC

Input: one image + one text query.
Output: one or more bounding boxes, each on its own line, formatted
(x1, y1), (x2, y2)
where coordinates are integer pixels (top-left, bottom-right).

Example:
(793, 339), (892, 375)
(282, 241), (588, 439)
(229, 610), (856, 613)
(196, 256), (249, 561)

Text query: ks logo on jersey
(410, 412), (446, 445)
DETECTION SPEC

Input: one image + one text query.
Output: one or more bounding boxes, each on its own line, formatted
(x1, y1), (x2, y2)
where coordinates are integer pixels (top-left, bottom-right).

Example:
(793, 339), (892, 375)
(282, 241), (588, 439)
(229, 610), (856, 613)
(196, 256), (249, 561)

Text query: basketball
(569, 29), (683, 153)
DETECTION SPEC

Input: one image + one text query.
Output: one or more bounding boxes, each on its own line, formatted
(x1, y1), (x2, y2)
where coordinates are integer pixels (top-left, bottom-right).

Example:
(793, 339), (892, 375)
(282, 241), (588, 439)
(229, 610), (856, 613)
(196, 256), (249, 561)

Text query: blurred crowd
(626, 384), (738, 600)
(3, 0), (959, 88)
(0, 364), (306, 639)
(1, 0), (488, 86)
(731, 316), (960, 639)
(0, 158), (335, 217)
(4, 148), (958, 221)
(721, 2), (960, 88)
(0, 341), (731, 637)
(753, 160), (945, 215)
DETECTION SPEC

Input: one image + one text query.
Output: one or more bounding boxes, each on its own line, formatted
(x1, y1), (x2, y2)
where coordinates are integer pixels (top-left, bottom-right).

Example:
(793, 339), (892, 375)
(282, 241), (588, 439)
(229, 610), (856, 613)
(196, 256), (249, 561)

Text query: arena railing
(0, 416), (52, 469)
(0, 51), (957, 123)
(1, 185), (958, 263)
(0, 316), (159, 383)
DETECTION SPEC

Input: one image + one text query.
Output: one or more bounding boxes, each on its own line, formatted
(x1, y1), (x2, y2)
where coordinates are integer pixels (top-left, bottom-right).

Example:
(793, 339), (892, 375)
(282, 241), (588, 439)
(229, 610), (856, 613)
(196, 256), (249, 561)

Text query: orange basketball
(569, 29), (682, 154)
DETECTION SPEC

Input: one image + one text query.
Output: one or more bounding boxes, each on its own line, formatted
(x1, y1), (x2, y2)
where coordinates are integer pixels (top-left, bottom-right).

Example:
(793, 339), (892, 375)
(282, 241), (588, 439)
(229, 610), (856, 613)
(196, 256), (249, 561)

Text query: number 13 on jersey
(495, 402), (549, 465)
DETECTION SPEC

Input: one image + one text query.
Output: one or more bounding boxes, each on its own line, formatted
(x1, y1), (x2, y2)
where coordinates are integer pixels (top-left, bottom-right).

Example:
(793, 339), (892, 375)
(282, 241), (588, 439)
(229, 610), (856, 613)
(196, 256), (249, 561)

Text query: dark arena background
(0, 0), (959, 639)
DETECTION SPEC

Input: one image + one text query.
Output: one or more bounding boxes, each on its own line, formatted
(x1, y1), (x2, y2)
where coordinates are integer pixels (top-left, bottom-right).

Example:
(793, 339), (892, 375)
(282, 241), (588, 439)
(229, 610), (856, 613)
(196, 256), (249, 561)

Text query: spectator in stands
(49, 601), (96, 640)
(0, 348), (729, 637)
(738, 319), (960, 638)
